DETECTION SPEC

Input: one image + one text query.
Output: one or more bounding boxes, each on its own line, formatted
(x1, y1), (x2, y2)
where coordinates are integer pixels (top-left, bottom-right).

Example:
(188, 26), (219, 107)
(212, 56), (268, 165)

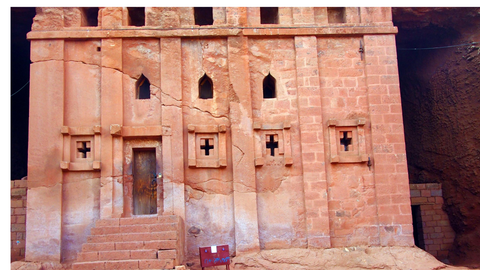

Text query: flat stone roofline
(27, 25), (397, 40)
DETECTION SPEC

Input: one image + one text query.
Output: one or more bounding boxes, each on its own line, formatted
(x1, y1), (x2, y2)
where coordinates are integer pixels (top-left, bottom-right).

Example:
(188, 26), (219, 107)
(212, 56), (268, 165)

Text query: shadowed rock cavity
(393, 7), (480, 266)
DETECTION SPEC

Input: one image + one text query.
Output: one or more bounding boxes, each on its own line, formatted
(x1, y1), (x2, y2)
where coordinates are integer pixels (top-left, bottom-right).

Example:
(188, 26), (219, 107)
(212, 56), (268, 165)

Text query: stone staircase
(72, 215), (184, 270)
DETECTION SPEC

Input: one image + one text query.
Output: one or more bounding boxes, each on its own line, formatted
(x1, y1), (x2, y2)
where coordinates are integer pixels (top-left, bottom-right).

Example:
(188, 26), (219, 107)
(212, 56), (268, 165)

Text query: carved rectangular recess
(253, 120), (293, 166)
(61, 125), (101, 171)
(187, 124), (227, 168)
(327, 118), (368, 163)
(110, 124), (165, 137)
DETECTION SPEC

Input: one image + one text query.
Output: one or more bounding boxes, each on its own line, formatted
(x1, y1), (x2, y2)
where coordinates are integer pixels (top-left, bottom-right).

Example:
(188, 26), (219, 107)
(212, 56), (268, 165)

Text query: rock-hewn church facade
(26, 7), (413, 269)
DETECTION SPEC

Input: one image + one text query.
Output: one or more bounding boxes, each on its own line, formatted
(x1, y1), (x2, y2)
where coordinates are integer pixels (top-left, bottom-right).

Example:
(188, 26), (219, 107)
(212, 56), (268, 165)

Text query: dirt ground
(11, 246), (480, 270)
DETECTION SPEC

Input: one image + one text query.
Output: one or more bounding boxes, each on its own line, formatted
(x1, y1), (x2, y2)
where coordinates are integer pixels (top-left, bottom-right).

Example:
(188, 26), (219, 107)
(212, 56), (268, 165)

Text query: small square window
(194, 7), (214, 26)
(188, 124), (227, 168)
(327, 7), (346, 24)
(260, 7), (279, 24)
(128, 7), (145, 26)
(327, 119), (368, 163)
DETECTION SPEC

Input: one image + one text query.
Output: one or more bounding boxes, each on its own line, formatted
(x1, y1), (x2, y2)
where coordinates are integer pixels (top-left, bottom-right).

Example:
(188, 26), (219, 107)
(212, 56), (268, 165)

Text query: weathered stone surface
(231, 246), (477, 270)
(25, 185), (62, 262)
(100, 7), (122, 29)
(65, 39), (101, 65)
(147, 7), (180, 28)
(393, 7), (480, 265)
(61, 177), (101, 262)
(64, 61), (101, 126)
(11, 247), (479, 270)
(24, 7), (416, 268)
(11, 261), (71, 270)
(31, 7), (64, 30)
(30, 40), (64, 62)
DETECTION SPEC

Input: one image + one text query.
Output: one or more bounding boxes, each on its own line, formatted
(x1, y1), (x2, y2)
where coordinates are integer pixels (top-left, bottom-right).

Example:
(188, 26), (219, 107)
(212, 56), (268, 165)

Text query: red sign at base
(199, 245), (230, 270)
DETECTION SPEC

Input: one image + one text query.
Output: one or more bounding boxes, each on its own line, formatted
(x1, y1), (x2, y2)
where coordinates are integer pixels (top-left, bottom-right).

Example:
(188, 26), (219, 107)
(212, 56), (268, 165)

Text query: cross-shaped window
(266, 135), (279, 156)
(77, 141), (91, 158)
(200, 138), (214, 156)
(340, 131), (352, 151)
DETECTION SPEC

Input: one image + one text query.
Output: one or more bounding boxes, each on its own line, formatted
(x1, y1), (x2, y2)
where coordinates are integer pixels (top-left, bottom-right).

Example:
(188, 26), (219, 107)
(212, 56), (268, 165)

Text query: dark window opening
(263, 73), (276, 98)
(260, 7), (279, 24)
(194, 7), (214, 26)
(128, 7), (145, 26)
(199, 74), (213, 99)
(266, 135), (279, 156)
(200, 138), (214, 156)
(340, 131), (353, 151)
(327, 7), (346, 24)
(81, 7), (99, 26)
(77, 141), (91, 158)
(412, 205), (425, 249)
(136, 74), (150, 99)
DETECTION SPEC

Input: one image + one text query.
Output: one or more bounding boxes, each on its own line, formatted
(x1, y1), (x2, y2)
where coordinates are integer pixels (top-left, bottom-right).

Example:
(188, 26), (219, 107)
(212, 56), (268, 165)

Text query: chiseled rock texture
(24, 6), (414, 268)
(11, 247), (479, 270)
(11, 261), (71, 270)
(231, 247), (477, 270)
(8, 6), (480, 269)
(392, 7), (480, 266)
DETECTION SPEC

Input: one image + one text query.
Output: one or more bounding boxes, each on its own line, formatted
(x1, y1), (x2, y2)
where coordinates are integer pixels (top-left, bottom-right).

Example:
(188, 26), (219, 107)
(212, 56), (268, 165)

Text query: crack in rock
(232, 144), (244, 167)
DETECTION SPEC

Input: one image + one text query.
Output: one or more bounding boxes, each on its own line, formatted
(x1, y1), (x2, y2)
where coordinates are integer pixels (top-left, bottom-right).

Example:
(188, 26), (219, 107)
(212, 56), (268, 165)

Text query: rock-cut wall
(25, 7), (414, 266)
(393, 7), (480, 266)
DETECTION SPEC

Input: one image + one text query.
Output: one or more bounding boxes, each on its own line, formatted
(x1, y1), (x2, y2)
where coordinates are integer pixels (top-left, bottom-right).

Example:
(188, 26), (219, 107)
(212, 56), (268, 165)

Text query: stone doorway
(133, 149), (157, 215)
(123, 139), (163, 217)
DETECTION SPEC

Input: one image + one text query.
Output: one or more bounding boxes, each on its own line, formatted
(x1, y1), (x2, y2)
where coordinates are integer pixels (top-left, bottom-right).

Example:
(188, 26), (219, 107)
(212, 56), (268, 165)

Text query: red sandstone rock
(230, 247), (479, 270)
(11, 261), (71, 270)
(24, 7), (414, 268)
(13, 246), (477, 270)
(393, 7), (480, 266)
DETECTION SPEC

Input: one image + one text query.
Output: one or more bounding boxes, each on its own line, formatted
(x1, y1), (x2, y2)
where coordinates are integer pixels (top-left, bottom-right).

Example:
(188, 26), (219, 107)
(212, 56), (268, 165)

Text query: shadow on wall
(393, 7), (480, 266)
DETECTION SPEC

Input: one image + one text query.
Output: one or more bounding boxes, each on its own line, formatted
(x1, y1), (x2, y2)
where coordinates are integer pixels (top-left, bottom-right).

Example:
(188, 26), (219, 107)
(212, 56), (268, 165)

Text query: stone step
(82, 240), (177, 252)
(95, 215), (179, 228)
(76, 249), (176, 262)
(73, 215), (183, 270)
(91, 223), (178, 235)
(72, 258), (175, 270)
(87, 231), (178, 243)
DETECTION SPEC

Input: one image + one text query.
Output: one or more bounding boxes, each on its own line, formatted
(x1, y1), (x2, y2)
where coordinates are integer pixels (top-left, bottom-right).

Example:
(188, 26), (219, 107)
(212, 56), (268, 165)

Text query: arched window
(136, 74), (150, 99)
(263, 73), (276, 99)
(194, 7), (214, 26)
(128, 7), (145, 26)
(260, 7), (278, 24)
(199, 74), (213, 99)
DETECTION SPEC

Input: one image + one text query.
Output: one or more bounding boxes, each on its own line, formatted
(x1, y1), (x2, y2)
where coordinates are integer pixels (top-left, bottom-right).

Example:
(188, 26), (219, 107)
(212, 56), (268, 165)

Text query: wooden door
(133, 149), (157, 215)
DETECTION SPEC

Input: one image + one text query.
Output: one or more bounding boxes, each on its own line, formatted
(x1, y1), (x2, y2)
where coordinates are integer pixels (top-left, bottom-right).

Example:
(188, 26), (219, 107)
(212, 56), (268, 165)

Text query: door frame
(122, 138), (163, 217)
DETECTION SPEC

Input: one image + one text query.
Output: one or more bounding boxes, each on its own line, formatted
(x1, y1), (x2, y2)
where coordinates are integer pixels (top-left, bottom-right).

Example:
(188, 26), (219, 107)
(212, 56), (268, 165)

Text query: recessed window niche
(327, 118), (368, 163)
(194, 7), (214, 26)
(327, 7), (346, 24)
(187, 124), (227, 168)
(260, 7), (279, 24)
(253, 120), (293, 167)
(263, 73), (276, 99)
(128, 7), (145, 26)
(199, 74), (213, 99)
(61, 125), (101, 171)
(136, 74), (150, 99)
(81, 7), (99, 27)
